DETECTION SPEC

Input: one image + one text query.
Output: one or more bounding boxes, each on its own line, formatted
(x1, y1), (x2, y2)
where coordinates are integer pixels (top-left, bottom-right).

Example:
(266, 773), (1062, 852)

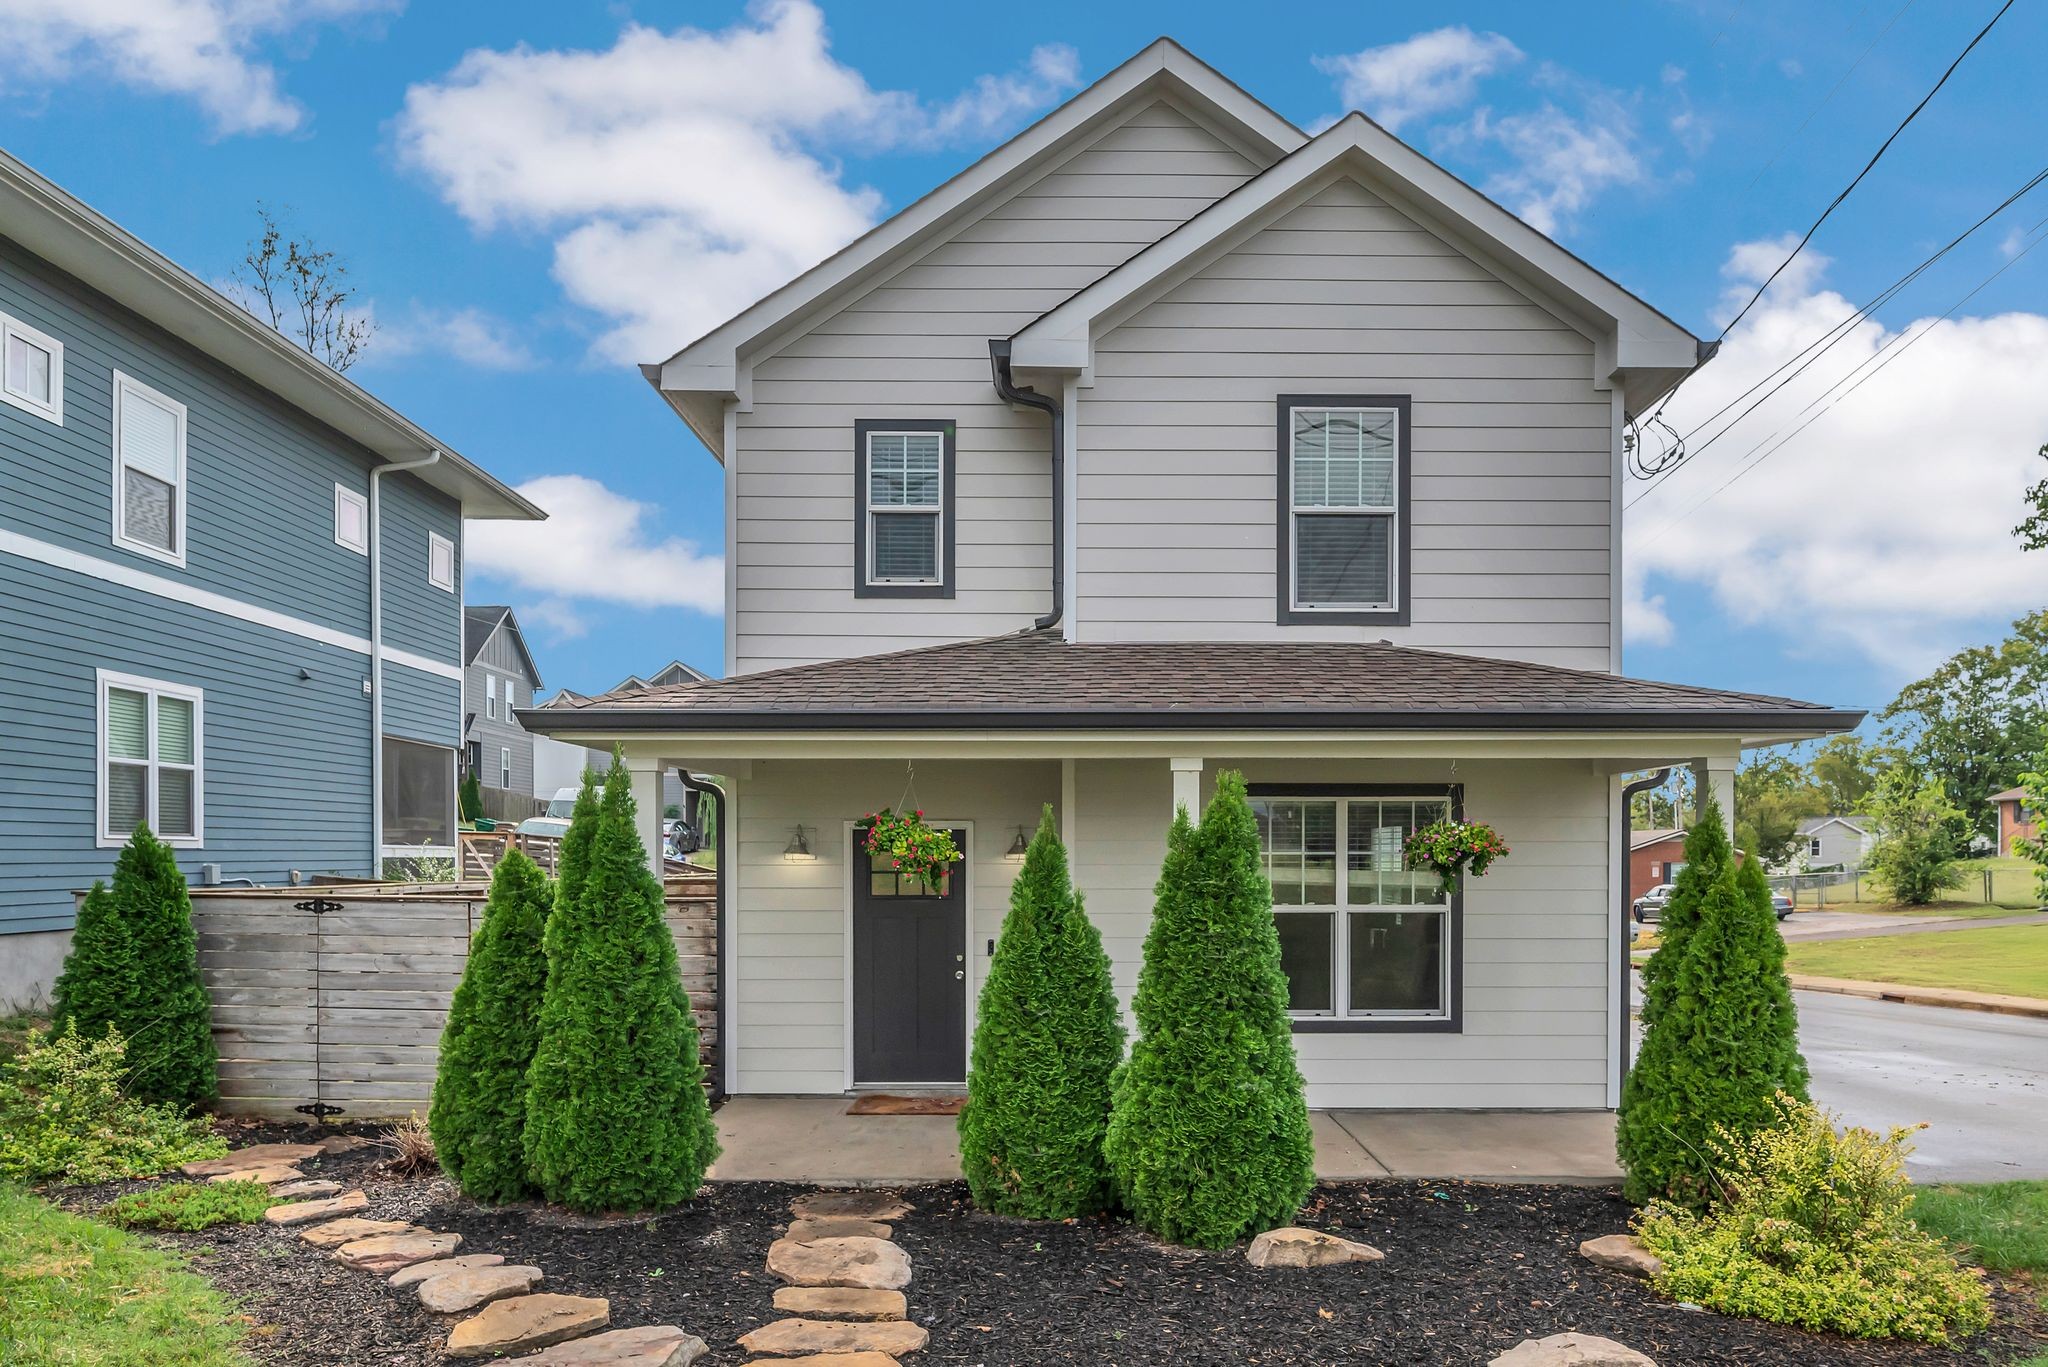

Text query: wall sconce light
(783, 825), (815, 862)
(1005, 826), (1030, 861)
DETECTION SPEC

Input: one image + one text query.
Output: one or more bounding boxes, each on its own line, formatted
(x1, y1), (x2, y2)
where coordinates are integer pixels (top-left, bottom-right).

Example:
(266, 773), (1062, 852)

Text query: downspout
(368, 449), (442, 876)
(677, 770), (728, 1104)
(988, 340), (1064, 632)
(1617, 768), (1672, 1096)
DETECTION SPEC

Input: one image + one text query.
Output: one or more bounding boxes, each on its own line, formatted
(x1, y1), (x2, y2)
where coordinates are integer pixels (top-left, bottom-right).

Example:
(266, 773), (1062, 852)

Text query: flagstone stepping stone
(1578, 1234), (1663, 1279)
(210, 1165), (304, 1186)
(771, 1287), (907, 1321)
(755, 1356), (899, 1367)
(184, 1143), (324, 1177)
(318, 1133), (376, 1155)
(766, 1237), (911, 1291)
(391, 1254), (506, 1288)
(301, 1218), (417, 1248)
(498, 1325), (707, 1365)
(738, 1318), (928, 1357)
(1244, 1227), (1385, 1269)
(787, 1217), (892, 1243)
(268, 1179), (342, 1200)
(1489, 1334), (1658, 1366)
(263, 1191), (368, 1226)
(336, 1231), (463, 1274)
(444, 1294), (610, 1360)
(789, 1192), (912, 1222)
(418, 1263), (542, 1313)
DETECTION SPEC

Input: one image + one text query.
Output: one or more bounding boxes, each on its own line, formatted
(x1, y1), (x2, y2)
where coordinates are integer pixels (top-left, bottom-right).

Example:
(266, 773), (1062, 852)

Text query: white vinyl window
(865, 431), (943, 584)
(1809, 836), (1823, 859)
(499, 747), (511, 791)
(1, 310), (62, 424)
(427, 531), (456, 592)
(334, 484), (368, 554)
(1289, 406), (1398, 611)
(112, 372), (187, 566)
(97, 670), (202, 847)
(1253, 794), (1452, 1020)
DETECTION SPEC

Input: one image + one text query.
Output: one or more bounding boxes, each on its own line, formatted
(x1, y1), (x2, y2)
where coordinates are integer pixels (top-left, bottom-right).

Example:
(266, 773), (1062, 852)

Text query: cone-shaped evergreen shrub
(959, 805), (1124, 1218)
(431, 846), (552, 1202)
(459, 772), (484, 822)
(1633, 801), (1733, 1025)
(1105, 771), (1314, 1247)
(51, 881), (132, 1044)
(522, 760), (718, 1212)
(551, 770), (600, 917)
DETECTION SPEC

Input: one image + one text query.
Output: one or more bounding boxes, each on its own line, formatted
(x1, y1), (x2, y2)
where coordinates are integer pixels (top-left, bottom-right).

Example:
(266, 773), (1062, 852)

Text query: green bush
(522, 758), (718, 1212)
(52, 827), (214, 1108)
(1104, 771), (1314, 1248)
(0, 1023), (224, 1183)
(459, 772), (484, 822)
(1637, 1095), (1991, 1344)
(101, 1180), (270, 1231)
(552, 770), (601, 918)
(960, 805), (1124, 1218)
(1865, 770), (1969, 906)
(431, 846), (553, 1202)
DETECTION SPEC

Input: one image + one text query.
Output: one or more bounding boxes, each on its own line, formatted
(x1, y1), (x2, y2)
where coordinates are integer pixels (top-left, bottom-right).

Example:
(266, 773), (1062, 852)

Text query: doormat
(847, 1094), (966, 1116)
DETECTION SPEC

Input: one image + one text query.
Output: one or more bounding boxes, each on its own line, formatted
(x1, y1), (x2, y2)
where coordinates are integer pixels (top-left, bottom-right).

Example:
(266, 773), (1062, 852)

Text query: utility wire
(1743, 0), (1919, 197)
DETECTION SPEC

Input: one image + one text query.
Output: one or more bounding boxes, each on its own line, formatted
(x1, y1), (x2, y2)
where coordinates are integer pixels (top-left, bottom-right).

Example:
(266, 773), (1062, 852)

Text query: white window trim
(0, 310), (64, 425)
(1288, 403), (1400, 614)
(864, 429), (945, 587)
(499, 746), (511, 790)
(110, 370), (188, 568)
(486, 674), (498, 720)
(334, 483), (369, 555)
(427, 531), (456, 592)
(95, 668), (203, 849)
(1260, 793), (1451, 1022)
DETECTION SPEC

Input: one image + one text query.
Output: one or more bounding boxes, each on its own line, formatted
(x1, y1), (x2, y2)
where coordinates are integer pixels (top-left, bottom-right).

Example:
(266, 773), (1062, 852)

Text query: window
(1250, 787), (1457, 1029)
(381, 737), (455, 852)
(1, 311), (62, 424)
(427, 532), (456, 592)
(1809, 836), (1823, 859)
(499, 747), (512, 791)
(853, 419), (954, 598)
(334, 484), (368, 554)
(112, 372), (187, 565)
(485, 674), (497, 721)
(97, 670), (202, 847)
(1276, 395), (1409, 624)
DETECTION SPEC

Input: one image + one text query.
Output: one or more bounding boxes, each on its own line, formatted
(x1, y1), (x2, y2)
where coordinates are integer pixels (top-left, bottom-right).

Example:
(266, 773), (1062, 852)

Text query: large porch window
(1251, 790), (1456, 1028)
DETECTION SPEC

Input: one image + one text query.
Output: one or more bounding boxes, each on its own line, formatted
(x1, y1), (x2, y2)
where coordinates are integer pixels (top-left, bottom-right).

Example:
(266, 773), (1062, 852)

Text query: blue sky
(2, 0), (2042, 714)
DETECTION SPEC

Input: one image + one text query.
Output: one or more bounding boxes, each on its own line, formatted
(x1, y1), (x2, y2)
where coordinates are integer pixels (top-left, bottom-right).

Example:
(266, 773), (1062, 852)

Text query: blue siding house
(0, 149), (543, 1008)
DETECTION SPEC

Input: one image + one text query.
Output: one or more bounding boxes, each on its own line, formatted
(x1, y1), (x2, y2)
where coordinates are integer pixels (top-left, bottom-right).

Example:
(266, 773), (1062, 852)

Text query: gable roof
(1008, 112), (1704, 413)
(1630, 828), (1687, 850)
(1991, 787), (2028, 803)
(647, 38), (1307, 458)
(1797, 815), (1870, 836)
(462, 605), (543, 688)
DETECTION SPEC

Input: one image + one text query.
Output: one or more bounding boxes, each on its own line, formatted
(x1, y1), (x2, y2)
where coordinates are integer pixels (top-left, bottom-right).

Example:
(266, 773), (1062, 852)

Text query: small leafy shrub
(1865, 770), (1968, 906)
(1637, 1094), (1991, 1345)
(0, 1023), (224, 1183)
(101, 1180), (270, 1231)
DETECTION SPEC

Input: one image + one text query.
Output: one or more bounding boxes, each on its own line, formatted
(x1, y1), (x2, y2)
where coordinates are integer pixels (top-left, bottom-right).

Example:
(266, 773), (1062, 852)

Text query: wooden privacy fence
(188, 873), (718, 1120)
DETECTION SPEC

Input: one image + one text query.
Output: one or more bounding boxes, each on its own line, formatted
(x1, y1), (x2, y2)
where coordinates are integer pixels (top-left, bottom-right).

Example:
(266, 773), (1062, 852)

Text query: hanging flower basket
(1405, 820), (1510, 895)
(862, 808), (961, 884)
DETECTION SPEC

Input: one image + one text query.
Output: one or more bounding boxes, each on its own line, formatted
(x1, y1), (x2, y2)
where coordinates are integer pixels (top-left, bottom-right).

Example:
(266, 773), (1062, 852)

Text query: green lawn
(1914, 1181), (2048, 1276)
(1783, 924), (2048, 999)
(0, 1185), (250, 1366)
(1787, 856), (2043, 913)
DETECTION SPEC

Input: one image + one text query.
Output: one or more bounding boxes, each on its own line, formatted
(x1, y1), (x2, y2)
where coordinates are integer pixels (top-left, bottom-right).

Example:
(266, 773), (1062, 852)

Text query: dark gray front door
(852, 834), (967, 1085)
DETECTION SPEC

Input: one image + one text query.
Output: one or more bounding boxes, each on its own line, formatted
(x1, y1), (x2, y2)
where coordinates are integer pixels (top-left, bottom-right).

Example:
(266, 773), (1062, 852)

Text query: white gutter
(368, 450), (442, 873)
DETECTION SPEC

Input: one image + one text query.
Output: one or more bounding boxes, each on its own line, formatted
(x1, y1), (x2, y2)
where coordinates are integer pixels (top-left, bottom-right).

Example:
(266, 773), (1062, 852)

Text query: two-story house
(526, 41), (1858, 1111)
(463, 605), (544, 808)
(0, 149), (541, 1008)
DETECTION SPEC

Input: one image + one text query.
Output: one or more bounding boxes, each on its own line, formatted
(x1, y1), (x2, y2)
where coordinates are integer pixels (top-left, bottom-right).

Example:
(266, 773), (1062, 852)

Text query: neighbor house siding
(1076, 177), (1614, 669)
(465, 623), (536, 797)
(731, 101), (1264, 674)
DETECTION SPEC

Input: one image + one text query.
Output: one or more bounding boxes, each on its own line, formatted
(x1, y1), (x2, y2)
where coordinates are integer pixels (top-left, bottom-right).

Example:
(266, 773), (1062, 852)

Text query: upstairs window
(334, 484), (369, 554)
(485, 674), (497, 720)
(427, 531), (456, 592)
(1, 311), (62, 424)
(98, 670), (202, 847)
(854, 419), (954, 598)
(112, 372), (187, 566)
(1277, 396), (1410, 625)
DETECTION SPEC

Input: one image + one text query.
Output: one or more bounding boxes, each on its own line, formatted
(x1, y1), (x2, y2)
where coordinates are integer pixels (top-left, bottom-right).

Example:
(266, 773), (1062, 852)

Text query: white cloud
(1314, 27), (1521, 132)
(0, 0), (397, 135)
(517, 598), (588, 643)
(465, 474), (723, 623)
(1466, 98), (1644, 234)
(395, 0), (1080, 363)
(368, 305), (539, 371)
(1626, 240), (2048, 674)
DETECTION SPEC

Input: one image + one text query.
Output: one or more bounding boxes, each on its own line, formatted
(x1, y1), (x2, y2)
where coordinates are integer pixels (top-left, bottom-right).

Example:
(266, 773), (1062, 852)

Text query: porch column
(1691, 755), (1736, 840)
(624, 754), (668, 879)
(1170, 756), (1203, 819)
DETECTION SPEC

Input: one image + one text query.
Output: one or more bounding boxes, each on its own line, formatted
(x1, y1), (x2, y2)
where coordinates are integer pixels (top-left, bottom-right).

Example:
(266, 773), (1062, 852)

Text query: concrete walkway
(1780, 908), (2048, 943)
(708, 1098), (1620, 1186)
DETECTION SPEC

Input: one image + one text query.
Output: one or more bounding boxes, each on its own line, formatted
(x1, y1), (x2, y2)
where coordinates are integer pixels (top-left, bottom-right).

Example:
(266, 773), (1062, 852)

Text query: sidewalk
(1781, 909), (2048, 942)
(1787, 974), (2048, 1020)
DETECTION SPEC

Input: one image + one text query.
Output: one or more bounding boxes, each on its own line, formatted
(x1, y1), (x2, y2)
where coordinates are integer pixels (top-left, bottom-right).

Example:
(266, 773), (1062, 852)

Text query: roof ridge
(575, 630), (1052, 707)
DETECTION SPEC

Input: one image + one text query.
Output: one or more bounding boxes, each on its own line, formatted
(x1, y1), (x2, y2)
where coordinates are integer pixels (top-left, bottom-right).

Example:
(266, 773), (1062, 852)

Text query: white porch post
(625, 753), (668, 878)
(1692, 755), (1736, 839)
(1170, 756), (1203, 818)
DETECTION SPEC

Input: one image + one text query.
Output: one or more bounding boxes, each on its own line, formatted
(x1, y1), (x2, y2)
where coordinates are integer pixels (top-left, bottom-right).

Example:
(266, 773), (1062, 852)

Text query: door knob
(954, 969), (965, 980)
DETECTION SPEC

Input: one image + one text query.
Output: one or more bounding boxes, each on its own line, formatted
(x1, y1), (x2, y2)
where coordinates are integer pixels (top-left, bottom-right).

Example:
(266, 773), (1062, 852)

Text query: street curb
(1785, 974), (2048, 1020)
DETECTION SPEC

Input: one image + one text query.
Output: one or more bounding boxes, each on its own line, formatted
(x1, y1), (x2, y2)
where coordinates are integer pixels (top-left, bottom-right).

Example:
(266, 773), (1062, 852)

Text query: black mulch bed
(50, 1122), (2048, 1366)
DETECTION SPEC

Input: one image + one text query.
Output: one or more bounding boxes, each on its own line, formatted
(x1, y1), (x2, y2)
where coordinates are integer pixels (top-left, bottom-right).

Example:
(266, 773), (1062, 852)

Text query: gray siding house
(1796, 815), (1873, 871)
(463, 605), (543, 803)
(0, 149), (541, 1007)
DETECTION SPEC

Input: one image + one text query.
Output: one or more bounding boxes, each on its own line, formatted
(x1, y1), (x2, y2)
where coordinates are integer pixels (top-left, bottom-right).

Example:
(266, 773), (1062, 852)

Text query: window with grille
(854, 420), (954, 597)
(113, 372), (187, 565)
(97, 670), (202, 846)
(1277, 396), (1409, 623)
(1, 310), (62, 424)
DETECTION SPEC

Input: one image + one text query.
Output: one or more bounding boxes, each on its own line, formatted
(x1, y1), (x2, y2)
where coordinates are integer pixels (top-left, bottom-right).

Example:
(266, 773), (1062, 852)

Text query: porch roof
(520, 631), (1863, 737)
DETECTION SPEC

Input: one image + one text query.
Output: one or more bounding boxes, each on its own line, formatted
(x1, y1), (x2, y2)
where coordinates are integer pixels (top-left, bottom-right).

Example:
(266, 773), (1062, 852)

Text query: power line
(1743, 0), (1920, 197)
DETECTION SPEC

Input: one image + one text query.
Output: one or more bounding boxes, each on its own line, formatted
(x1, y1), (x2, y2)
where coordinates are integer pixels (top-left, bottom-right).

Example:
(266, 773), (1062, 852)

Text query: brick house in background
(1993, 786), (2039, 857)
(1629, 829), (1687, 902)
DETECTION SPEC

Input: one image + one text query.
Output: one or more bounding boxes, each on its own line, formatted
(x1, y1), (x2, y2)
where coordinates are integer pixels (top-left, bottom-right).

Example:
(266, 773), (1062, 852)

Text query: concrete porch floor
(707, 1098), (1621, 1186)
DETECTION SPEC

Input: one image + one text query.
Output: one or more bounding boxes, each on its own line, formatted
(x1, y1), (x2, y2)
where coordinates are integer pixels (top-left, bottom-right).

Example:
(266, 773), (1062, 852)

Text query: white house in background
(525, 40), (1859, 1110)
(1795, 815), (1874, 870)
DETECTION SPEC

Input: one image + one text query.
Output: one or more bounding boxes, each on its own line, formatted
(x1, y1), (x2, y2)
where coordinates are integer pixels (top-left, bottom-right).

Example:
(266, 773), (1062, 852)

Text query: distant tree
(232, 204), (374, 373)
(1865, 770), (1969, 906)
(1735, 751), (1823, 867)
(2014, 755), (2048, 903)
(459, 772), (484, 823)
(1807, 733), (1893, 816)
(2015, 441), (2048, 551)
(1630, 767), (1695, 829)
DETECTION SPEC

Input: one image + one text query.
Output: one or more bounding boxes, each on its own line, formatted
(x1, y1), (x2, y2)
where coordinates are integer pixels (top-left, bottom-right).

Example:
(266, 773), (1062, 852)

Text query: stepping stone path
(445, 1293), (610, 1359)
(185, 1142), (324, 1177)
(417, 1264), (542, 1314)
(390, 1254), (506, 1289)
(269, 1179), (343, 1200)
(752, 1192), (921, 1364)
(264, 1191), (368, 1226)
(500, 1326), (708, 1365)
(300, 1217), (416, 1248)
(335, 1231), (464, 1274)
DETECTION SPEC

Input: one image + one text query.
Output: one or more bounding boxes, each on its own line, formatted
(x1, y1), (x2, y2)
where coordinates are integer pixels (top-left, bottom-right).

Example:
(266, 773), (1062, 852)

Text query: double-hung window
(98, 670), (202, 847)
(112, 372), (187, 565)
(854, 419), (954, 597)
(499, 747), (512, 791)
(1, 310), (62, 424)
(485, 674), (498, 721)
(1252, 788), (1457, 1029)
(1277, 395), (1409, 624)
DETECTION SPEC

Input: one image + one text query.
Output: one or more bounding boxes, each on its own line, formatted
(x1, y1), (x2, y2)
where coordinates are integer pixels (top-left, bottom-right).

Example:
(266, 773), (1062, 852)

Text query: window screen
(382, 738), (454, 848)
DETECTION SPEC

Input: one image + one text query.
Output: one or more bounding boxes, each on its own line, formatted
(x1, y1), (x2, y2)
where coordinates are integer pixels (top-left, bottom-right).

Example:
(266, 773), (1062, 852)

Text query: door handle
(954, 969), (965, 980)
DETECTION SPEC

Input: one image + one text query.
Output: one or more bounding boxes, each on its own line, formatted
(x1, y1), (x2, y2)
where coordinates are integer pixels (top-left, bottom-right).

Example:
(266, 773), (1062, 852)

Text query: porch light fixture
(1005, 826), (1030, 861)
(783, 825), (815, 861)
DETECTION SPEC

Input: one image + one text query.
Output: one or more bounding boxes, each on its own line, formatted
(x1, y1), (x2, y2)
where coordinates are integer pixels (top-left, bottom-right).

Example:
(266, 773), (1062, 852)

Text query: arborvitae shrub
(522, 759), (718, 1211)
(459, 772), (484, 822)
(51, 881), (131, 1046)
(959, 805), (1124, 1218)
(1104, 771), (1314, 1247)
(551, 770), (600, 917)
(431, 846), (552, 1202)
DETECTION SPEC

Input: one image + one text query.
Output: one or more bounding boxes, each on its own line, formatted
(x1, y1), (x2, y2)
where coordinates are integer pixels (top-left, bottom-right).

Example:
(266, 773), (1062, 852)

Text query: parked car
(1771, 891), (1794, 920)
(1633, 884), (1676, 922)
(515, 815), (570, 840)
